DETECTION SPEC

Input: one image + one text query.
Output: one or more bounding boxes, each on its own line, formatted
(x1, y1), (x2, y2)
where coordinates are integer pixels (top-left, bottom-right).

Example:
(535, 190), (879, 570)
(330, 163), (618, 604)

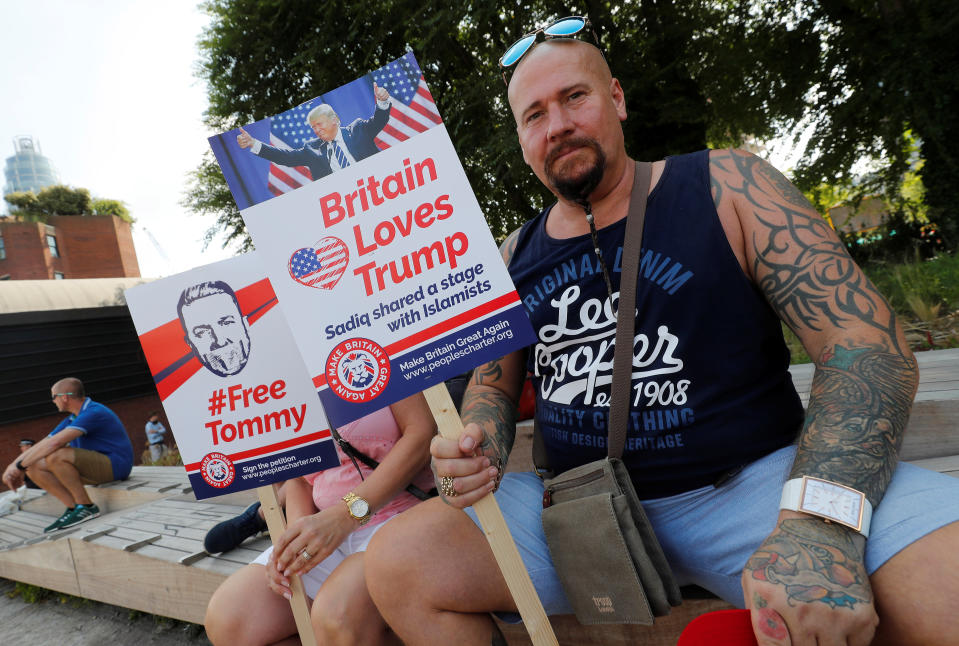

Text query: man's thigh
(645, 446), (959, 607)
(71, 448), (115, 484)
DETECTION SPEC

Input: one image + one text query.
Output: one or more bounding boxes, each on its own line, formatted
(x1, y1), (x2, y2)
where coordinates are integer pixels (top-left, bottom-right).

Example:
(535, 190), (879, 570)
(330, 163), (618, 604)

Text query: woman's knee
(205, 583), (249, 645)
(205, 565), (290, 646)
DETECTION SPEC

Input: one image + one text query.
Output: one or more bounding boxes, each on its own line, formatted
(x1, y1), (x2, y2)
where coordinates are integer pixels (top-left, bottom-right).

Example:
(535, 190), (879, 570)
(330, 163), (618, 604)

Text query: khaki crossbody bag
(534, 161), (682, 625)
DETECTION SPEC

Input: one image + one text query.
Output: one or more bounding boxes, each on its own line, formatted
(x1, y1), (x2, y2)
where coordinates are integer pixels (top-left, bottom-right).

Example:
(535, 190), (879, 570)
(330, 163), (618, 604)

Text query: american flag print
(288, 236), (349, 289)
(266, 101), (318, 196)
(261, 52), (440, 198)
(371, 52), (442, 149)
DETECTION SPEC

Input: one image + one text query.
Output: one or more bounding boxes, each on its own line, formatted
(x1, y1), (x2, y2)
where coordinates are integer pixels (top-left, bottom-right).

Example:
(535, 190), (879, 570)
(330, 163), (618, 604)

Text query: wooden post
(424, 383), (558, 646)
(257, 484), (317, 646)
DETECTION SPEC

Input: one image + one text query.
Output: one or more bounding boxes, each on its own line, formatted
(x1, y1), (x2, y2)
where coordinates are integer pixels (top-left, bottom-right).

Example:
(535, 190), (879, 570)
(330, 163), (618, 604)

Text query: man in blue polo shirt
(2, 378), (134, 532)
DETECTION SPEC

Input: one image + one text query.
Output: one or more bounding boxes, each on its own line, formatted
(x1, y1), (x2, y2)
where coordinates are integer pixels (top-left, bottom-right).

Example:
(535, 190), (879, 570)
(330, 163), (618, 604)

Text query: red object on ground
(517, 377), (536, 420)
(678, 609), (758, 646)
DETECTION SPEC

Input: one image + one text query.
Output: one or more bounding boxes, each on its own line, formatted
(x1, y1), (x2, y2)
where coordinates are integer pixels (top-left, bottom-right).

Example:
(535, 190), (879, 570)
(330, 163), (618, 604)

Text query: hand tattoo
(747, 518), (871, 610)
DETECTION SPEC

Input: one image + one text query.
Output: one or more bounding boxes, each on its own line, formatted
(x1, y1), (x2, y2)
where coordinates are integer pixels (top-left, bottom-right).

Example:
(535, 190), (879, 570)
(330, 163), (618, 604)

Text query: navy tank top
(508, 150), (804, 498)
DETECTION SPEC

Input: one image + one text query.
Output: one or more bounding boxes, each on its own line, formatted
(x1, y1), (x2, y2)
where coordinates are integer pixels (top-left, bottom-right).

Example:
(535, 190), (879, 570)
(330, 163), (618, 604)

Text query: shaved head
(507, 39), (612, 122)
(52, 377), (84, 400)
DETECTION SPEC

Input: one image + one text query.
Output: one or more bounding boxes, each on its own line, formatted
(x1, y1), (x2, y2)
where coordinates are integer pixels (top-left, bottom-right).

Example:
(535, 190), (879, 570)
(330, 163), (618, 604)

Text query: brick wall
(0, 393), (174, 473)
(0, 215), (139, 280)
(0, 220), (63, 279)
(51, 215), (140, 278)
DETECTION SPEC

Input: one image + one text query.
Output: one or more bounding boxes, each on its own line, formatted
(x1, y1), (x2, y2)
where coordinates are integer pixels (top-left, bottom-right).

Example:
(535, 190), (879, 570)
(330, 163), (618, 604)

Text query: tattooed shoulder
(500, 227), (522, 266)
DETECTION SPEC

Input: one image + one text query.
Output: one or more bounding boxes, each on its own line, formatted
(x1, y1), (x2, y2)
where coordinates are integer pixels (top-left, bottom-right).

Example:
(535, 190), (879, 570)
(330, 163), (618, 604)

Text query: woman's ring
(440, 475), (457, 498)
(299, 549), (312, 560)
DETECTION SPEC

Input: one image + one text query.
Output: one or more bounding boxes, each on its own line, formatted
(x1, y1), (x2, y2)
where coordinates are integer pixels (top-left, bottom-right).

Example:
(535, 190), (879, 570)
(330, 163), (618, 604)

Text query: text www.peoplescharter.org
(400, 323), (515, 379)
(240, 454), (324, 480)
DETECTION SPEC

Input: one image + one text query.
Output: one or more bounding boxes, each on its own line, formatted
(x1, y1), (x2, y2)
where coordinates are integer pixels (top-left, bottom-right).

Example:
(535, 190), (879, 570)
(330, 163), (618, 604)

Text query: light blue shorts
(466, 445), (959, 616)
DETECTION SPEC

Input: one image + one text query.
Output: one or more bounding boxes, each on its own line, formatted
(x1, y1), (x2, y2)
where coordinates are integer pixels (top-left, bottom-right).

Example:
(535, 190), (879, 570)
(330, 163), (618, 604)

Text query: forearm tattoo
(710, 150), (918, 506)
(460, 360), (518, 466)
(791, 344), (915, 503)
(747, 518), (871, 610)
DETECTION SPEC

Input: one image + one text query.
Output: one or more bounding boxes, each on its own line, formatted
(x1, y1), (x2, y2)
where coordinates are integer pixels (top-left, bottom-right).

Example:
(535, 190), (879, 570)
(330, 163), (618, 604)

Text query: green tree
(3, 185), (133, 222)
(782, 0), (959, 249)
(91, 198), (133, 223)
(186, 0), (820, 247)
(35, 185), (91, 216)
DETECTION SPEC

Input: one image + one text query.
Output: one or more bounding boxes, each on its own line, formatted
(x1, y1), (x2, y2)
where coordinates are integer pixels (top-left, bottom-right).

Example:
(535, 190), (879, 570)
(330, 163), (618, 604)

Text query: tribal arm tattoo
(710, 149), (918, 508)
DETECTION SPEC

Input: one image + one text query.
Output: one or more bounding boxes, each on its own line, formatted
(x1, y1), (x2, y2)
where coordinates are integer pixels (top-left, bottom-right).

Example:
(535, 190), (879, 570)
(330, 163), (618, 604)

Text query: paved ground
(0, 578), (212, 645)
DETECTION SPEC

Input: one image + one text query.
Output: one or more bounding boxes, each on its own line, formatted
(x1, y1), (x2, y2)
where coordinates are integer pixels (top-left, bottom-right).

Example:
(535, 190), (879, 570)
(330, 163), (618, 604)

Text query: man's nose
(546, 108), (575, 140)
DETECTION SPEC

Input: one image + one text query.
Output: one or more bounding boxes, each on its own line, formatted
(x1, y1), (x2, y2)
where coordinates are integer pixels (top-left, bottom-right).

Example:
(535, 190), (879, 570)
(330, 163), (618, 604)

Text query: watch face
(800, 478), (863, 529)
(349, 498), (370, 518)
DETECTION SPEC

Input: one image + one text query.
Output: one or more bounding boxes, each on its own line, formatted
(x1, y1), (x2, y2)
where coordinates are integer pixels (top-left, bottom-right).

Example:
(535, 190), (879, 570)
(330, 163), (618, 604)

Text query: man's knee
(44, 447), (75, 468)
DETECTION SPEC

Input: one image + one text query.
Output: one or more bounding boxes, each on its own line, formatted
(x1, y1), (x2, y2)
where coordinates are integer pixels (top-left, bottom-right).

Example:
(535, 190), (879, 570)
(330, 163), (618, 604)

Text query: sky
(0, 1), (237, 278)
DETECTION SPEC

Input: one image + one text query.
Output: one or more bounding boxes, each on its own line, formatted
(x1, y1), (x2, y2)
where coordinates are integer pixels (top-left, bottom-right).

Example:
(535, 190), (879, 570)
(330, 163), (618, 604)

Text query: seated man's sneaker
(44, 507), (75, 533)
(59, 503), (100, 529)
(204, 502), (267, 553)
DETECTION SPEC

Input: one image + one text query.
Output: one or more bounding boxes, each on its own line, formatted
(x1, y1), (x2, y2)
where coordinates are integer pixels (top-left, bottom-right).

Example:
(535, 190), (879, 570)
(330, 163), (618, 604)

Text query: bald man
(363, 24), (959, 646)
(2, 378), (134, 532)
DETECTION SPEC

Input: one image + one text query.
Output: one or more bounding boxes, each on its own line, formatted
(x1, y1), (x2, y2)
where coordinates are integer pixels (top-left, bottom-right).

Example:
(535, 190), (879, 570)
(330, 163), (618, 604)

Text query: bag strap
(330, 426), (436, 501)
(532, 161), (652, 470)
(608, 161), (652, 459)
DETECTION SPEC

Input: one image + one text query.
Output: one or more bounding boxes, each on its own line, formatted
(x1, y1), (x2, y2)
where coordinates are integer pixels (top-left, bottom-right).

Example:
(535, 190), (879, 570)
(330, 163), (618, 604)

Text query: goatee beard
(545, 138), (606, 204)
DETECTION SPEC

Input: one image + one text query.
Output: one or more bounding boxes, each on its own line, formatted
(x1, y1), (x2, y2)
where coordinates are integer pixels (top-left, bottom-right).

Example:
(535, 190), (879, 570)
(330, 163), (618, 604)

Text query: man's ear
(610, 77), (627, 122)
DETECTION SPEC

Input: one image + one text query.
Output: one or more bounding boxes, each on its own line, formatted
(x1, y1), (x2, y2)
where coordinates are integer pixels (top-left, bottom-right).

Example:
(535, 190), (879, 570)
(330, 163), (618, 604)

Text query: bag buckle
(542, 488), (552, 508)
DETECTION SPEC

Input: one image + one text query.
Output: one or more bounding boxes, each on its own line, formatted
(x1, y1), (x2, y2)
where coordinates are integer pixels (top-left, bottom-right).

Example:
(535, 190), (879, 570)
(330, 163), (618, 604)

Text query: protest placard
(211, 52), (536, 427)
(208, 53), (556, 645)
(124, 253), (338, 499)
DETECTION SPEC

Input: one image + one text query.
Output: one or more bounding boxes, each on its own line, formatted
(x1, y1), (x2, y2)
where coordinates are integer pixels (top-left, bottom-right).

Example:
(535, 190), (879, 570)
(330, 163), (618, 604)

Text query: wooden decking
(0, 467), (268, 624)
(0, 348), (956, 643)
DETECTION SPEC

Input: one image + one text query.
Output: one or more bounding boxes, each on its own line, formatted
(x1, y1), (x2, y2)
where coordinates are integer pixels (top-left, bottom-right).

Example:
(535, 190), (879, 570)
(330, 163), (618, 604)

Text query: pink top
(302, 406), (434, 525)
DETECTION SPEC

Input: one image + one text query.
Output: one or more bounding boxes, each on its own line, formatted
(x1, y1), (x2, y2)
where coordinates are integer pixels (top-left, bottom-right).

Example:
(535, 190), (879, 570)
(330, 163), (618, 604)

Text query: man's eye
(526, 111), (543, 124)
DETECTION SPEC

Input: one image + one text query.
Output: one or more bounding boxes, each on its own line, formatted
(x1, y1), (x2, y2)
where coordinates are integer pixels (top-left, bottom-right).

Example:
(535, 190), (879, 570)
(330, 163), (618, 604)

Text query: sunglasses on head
(499, 16), (601, 86)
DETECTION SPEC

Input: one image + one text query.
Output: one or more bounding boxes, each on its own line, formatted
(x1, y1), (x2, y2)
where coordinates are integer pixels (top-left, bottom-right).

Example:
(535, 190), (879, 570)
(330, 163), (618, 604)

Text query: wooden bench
(0, 348), (955, 642)
(497, 347), (959, 645)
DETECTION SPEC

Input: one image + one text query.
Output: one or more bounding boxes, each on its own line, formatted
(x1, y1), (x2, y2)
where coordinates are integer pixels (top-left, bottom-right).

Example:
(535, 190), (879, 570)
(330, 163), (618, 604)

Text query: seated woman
(204, 393), (435, 646)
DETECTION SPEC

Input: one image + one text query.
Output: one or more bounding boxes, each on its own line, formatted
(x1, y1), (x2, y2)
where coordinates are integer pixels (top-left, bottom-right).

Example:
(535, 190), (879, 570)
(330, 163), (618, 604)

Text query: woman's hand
(264, 550), (292, 599)
(273, 505), (356, 578)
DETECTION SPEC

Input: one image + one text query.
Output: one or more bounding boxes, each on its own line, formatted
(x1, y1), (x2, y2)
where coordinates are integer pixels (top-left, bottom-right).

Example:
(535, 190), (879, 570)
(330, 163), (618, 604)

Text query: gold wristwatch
(342, 492), (371, 525)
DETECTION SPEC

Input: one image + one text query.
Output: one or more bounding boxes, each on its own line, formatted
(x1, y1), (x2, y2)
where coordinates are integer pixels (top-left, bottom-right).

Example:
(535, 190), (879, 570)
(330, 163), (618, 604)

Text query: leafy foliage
(91, 198), (132, 221)
(187, 0), (819, 247)
(782, 0), (959, 249)
(3, 185), (133, 223)
(188, 1), (957, 255)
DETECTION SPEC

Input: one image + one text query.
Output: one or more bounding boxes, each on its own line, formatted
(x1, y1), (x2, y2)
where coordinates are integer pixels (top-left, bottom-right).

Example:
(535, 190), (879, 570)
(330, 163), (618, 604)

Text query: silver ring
(440, 475), (457, 498)
(299, 549), (312, 560)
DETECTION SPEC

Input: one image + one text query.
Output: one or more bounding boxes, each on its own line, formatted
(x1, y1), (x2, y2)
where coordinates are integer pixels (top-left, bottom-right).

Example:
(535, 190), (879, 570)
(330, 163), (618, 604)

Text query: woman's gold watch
(342, 492), (372, 525)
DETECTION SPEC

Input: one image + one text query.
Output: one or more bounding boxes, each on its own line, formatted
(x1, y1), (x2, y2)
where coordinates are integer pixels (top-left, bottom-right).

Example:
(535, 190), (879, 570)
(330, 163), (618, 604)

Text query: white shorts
(252, 518), (390, 599)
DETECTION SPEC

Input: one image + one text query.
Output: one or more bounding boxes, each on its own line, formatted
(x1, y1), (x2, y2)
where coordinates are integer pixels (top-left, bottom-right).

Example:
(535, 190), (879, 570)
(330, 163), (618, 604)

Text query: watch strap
(780, 477), (872, 537)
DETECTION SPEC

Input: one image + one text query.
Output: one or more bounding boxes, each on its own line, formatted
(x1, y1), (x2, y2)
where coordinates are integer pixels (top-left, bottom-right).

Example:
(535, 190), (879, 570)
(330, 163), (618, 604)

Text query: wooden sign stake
(257, 483), (317, 646)
(424, 383), (558, 646)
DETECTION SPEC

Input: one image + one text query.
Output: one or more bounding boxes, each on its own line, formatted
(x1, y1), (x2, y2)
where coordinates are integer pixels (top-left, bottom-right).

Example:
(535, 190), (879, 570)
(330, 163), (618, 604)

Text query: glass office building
(3, 136), (60, 196)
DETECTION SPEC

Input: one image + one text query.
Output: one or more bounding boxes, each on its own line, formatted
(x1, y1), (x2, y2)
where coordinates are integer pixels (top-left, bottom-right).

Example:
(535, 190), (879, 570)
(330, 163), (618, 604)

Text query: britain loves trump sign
(210, 52), (535, 426)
